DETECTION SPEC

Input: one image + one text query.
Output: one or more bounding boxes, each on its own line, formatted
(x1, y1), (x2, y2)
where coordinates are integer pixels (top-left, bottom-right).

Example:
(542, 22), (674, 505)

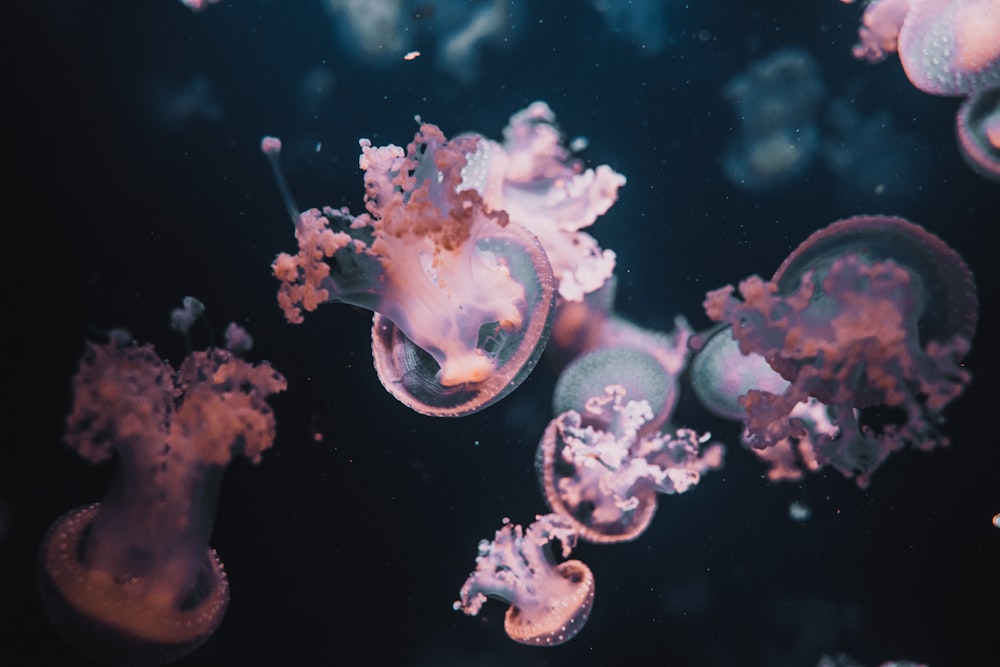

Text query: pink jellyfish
(847, 0), (1000, 180)
(537, 385), (722, 543)
(264, 103), (624, 417)
(483, 101), (623, 302)
(453, 514), (594, 646)
(689, 326), (842, 482)
(703, 215), (977, 487)
(38, 313), (286, 666)
(850, 0), (1000, 97)
(265, 127), (556, 417)
(719, 49), (825, 191)
(956, 87), (1000, 181)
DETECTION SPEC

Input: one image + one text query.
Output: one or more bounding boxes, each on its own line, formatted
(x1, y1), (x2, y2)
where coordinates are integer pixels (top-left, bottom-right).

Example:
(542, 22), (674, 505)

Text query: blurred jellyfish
(823, 98), (933, 210)
(437, 0), (514, 84)
(537, 385), (722, 543)
(589, 0), (673, 53)
(956, 87), (1000, 181)
(788, 500), (812, 521)
(721, 49), (825, 191)
(454, 514), (594, 646)
(703, 215), (977, 487)
(144, 73), (224, 134)
(324, 0), (414, 62)
(39, 314), (286, 666)
(296, 66), (337, 119)
(324, 0), (518, 83)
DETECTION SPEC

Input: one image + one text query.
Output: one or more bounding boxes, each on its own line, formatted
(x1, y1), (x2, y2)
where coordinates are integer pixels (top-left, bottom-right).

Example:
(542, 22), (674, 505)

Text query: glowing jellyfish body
(720, 49), (824, 191)
(536, 385), (722, 543)
(454, 514), (595, 646)
(268, 103), (624, 416)
(957, 87), (1000, 181)
(270, 123), (557, 417)
(703, 215), (977, 486)
(39, 326), (286, 666)
(853, 0), (1000, 95)
(848, 0), (1000, 181)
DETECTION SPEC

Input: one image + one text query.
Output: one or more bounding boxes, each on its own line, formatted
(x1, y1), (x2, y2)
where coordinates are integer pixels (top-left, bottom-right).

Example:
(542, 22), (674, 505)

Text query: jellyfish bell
(770, 215), (978, 379)
(689, 324), (790, 422)
(897, 0), (1000, 97)
(39, 504), (229, 667)
(957, 87), (1000, 182)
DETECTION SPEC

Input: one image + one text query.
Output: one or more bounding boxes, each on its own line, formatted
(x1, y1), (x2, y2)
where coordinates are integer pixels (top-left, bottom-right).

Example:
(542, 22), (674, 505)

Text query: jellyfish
(265, 103), (624, 417)
(453, 513), (595, 646)
(822, 98), (933, 211)
(720, 49), (825, 192)
(849, 0), (1000, 97)
(550, 314), (693, 434)
(179, 0), (220, 12)
(536, 385), (722, 543)
(956, 87), (1000, 181)
(38, 318), (287, 666)
(467, 100), (624, 303)
(703, 215), (977, 486)
(265, 124), (556, 417)
(846, 0), (1000, 181)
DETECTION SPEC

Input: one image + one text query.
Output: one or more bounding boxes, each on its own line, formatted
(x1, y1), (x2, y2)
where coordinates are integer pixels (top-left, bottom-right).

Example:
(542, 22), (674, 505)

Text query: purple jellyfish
(39, 320), (286, 666)
(703, 215), (977, 486)
(537, 385), (722, 543)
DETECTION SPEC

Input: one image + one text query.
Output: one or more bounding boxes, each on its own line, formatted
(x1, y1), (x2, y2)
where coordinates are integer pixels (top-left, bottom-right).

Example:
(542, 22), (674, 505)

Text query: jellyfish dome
(703, 215), (977, 486)
(956, 87), (1000, 181)
(852, 0), (1000, 96)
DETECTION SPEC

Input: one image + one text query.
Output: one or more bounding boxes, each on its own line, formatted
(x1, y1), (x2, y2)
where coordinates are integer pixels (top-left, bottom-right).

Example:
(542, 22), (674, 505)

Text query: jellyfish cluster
(30, 1), (995, 665)
(260, 104), (977, 647)
(846, 0), (1000, 181)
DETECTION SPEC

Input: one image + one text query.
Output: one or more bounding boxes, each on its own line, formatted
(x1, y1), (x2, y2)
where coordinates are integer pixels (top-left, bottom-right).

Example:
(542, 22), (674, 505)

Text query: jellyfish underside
(503, 559), (595, 646)
(370, 221), (556, 416)
(39, 504), (229, 667)
(537, 411), (659, 543)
